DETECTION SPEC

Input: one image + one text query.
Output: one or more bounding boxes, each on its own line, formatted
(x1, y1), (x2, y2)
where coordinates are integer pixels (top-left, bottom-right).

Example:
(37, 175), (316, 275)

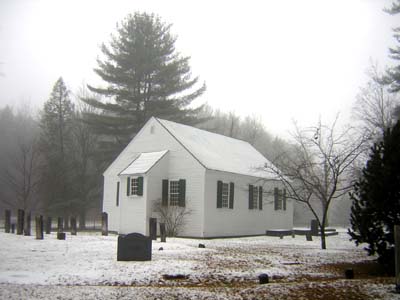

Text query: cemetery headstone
(102, 212), (108, 236)
(70, 217), (77, 235)
(45, 217), (52, 234)
(117, 233), (152, 261)
(345, 268), (354, 279)
(24, 212), (31, 236)
(310, 219), (319, 236)
(160, 223), (166, 243)
(5, 210), (11, 233)
(258, 273), (269, 284)
(35, 215), (44, 240)
(11, 223), (15, 233)
(306, 233), (313, 241)
(57, 232), (66, 240)
(17, 209), (24, 235)
(149, 218), (157, 240)
(57, 217), (63, 233)
(198, 243), (206, 248)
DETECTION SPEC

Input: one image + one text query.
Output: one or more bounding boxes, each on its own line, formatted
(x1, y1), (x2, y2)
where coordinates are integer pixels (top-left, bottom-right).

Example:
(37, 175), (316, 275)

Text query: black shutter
(249, 185), (254, 209)
(116, 182), (120, 206)
(217, 181), (223, 208)
(162, 179), (169, 206)
(274, 187), (279, 210)
(283, 188), (287, 211)
(137, 176), (144, 196)
(229, 182), (234, 209)
(179, 179), (186, 207)
(258, 186), (263, 210)
(127, 177), (131, 196)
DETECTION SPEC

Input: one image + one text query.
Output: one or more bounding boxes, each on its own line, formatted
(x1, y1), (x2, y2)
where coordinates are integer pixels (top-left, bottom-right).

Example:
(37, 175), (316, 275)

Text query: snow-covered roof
(119, 150), (168, 175)
(156, 118), (276, 179)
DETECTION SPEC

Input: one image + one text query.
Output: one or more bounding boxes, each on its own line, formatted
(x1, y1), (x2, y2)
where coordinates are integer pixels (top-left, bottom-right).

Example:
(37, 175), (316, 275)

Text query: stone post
(24, 212), (31, 236)
(149, 218), (157, 240)
(70, 217), (77, 235)
(17, 209), (24, 235)
(310, 219), (319, 236)
(101, 212), (108, 236)
(160, 223), (166, 243)
(5, 210), (11, 233)
(35, 215), (44, 240)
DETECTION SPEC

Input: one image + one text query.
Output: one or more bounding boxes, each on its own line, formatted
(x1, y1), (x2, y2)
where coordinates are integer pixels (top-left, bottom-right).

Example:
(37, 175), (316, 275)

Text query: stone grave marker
(5, 210), (11, 233)
(70, 217), (77, 235)
(149, 218), (157, 240)
(160, 223), (166, 243)
(117, 233), (152, 261)
(17, 209), (24, 235)
(102, 212), (108, 236)
(45, 217), (52, 234)
(35, 215), (44, 240)
(310, 219), (319, 236)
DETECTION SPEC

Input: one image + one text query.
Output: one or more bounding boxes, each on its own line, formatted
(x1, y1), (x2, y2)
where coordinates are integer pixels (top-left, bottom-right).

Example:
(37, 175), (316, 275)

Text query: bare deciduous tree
(152, 199), (192, 237)
(353, 65), (400, 138)
(1, 138), (40, 211)
(264, 117), (367, 249)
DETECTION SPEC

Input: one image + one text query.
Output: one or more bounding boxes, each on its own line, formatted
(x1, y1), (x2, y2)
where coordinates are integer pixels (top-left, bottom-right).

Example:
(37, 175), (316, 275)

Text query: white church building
(102, 117), (293, 238)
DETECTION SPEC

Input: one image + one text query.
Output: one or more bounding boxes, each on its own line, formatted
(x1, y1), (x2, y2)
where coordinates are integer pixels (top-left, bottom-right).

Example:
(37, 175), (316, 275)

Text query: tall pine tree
(82, 12), (206, 164)
(385, 1), (400, 92)
(348, 120), (400, 272)
(39, 77), (75, 216)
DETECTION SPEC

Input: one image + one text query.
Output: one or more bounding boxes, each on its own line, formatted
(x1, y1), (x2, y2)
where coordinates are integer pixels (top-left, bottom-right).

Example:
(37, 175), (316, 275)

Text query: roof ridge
(155, 117), (253, 146)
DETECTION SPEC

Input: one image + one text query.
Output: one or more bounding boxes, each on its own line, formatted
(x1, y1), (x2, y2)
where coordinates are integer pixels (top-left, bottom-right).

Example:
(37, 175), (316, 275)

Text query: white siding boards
(102, 117), (293, 237)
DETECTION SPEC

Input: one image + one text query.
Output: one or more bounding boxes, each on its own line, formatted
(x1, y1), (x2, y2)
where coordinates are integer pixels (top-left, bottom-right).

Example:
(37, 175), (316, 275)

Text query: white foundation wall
(203, 170), (293, 237)
(102, 118), (205, 237)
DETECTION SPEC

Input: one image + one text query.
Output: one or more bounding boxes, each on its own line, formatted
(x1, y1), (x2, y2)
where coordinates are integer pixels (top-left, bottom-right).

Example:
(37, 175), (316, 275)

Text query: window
(274, 188), (287, 211)
(221, 183), (229, 208)
(217, 181), (234, 209)
(131, 178), (139, 195)
(252, 185), (259, 209)
(169, 180), (180, 206)
(249, 185), (262, 210)
(126, 176), (143, 196)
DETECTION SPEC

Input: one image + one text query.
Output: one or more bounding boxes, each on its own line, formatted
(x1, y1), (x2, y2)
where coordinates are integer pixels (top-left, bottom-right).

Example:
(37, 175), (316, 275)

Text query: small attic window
(150, 125), (155, 134)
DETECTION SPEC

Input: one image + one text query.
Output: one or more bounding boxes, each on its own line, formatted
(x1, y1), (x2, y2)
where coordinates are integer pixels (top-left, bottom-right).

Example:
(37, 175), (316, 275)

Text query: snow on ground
(0, 229), (399, 299)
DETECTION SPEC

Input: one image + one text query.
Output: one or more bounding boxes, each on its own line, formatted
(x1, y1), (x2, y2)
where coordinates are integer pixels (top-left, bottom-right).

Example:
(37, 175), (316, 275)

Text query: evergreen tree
(348, 120), (400, 272)
(82, 12), (206, 164)
(385, 1), (400, 92)
(39, 77), (75, 216)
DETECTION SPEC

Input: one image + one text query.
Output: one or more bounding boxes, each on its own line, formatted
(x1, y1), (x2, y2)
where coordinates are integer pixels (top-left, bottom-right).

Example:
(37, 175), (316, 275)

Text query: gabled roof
(156, 118), (276, 179)
(119, 150), (168, 176)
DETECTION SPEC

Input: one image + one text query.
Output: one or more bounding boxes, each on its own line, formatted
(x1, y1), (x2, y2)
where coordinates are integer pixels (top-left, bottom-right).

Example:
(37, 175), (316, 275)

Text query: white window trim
(221, 182), (230, 209)
(130, 177), (139, 197)
(169, 179), (180, 206)
(252, 185), (259, 210)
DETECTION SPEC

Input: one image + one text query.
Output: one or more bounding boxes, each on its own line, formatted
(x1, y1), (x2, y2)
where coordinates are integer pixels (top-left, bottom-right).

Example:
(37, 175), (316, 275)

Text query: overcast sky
(0, 0), (398, 138)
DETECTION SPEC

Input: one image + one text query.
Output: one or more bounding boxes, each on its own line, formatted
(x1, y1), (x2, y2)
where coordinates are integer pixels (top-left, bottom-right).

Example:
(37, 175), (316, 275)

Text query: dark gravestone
(258, 273), (269, 284)
(345, 268), (354, 279)
(160, 223), (166, 243)
(306, 233), (313, 241)
(310, 219), (319, 236)
(102, 212), (108, 236)
(45, 217), (52, 234)
(117, 233), (152, 261)
(149, 218), (157, 240)
(198, 243), (206, 248)
(70, 217), (77, 235)
(5, 210), (11, 233)
(35, 215), (44, 240)
(17, 209), (24, 235)
(24, 212), (31, 236)
(57, 217), (63, 233)
(11, 223), (16, 233)
(57, 232), (66, 240)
